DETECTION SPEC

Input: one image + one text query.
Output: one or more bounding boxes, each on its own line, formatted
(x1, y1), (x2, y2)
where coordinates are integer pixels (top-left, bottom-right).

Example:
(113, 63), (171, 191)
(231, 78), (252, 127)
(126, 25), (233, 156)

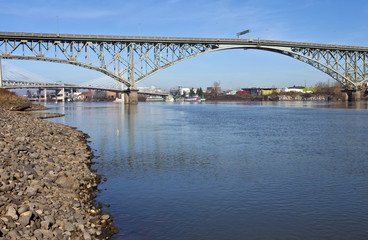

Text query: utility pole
(56, 16), (60, 37)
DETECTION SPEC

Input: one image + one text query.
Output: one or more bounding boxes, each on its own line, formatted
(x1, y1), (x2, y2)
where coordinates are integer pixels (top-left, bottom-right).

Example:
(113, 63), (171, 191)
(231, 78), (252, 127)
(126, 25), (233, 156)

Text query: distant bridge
(1, 32), (368, 92)
(1, 79), (127, 92)
(1, 79), (168, 97)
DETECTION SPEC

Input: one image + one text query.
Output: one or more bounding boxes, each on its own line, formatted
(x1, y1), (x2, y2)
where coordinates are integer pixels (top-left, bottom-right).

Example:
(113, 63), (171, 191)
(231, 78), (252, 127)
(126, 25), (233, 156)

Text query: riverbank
(0, 107), (117, 239)
(205, 89), (368, 102)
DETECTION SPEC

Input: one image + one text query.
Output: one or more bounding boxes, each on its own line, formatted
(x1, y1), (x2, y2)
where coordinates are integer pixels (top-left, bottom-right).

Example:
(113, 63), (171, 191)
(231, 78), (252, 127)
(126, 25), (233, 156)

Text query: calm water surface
(47, 101), (368, 240)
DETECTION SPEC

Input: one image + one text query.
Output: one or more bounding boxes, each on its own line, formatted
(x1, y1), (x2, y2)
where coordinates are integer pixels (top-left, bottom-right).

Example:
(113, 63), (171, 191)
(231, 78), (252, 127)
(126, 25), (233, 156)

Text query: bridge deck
(1, 32), (368, 52)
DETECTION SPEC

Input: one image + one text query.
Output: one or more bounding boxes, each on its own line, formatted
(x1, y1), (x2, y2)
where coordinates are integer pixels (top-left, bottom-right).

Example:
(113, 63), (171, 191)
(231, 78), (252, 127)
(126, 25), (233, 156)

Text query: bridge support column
(124, 89), (138, 105)
(44, 88), (47, 102)
(62, 88), (65, 102)
(342, 89), (360, 102)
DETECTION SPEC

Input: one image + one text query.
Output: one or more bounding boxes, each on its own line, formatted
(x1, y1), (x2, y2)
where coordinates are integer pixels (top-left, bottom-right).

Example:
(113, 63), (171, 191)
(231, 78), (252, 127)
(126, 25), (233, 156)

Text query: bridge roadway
(1, 32), (368, 52)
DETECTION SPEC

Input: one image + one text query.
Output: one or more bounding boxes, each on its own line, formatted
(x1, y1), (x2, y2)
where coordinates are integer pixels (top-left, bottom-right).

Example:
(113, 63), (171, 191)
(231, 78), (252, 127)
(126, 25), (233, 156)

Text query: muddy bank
(0, 101), (48, 112)
(0, 108), (117, 239)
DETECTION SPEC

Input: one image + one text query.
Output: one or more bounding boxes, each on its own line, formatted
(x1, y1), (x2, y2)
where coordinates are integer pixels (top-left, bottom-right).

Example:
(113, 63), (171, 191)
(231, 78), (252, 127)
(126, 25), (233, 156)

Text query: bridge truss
(1, 32), (368, 90)
(288, 47), (368, 89)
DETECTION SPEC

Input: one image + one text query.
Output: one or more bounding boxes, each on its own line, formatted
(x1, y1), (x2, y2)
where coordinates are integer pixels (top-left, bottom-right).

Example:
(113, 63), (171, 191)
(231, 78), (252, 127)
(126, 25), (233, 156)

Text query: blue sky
(1, 0), (368, 90)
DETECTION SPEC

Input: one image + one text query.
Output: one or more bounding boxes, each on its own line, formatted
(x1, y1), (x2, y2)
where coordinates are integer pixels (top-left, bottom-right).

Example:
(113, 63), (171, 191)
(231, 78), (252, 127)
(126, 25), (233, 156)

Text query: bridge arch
(211, 44), (357, 87)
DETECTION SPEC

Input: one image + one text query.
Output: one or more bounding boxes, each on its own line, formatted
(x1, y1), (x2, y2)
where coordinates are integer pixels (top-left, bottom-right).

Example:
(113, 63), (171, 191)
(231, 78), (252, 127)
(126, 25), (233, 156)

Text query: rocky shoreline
(0, 108), (117, 239)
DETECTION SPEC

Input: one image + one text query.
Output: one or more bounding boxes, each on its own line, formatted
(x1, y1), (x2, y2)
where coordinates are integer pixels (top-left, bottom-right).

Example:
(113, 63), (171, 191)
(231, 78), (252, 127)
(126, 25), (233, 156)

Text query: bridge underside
(1, 32), (367, 91)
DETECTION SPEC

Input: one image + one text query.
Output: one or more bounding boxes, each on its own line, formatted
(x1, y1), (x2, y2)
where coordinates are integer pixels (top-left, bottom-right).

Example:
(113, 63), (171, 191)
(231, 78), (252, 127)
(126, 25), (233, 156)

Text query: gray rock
(25, 186), (38, 196)
(40, 220), (50, 230)
(5, 206), (18, 220)
(63, 221), (75, 232)
(40, 229), (53, 239)
(55, 175), (79, 190)
(83, 231), (92, 240)
(18, 163), (38, 177)
(7, 230), (20, 239)
(17, 205), (29, 214)
(33, 229), (43, 240)
(18, 211), (32, 226)
(29, 152), (40, 159)
(15, 136), (25, 142)
(1, 216), (9, 224)
(44, 215), (55, 225)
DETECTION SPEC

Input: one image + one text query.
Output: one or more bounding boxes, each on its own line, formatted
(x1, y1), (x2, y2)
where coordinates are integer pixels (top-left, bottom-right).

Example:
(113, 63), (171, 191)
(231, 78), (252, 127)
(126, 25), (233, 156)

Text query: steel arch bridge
(1, 32), (368, 90)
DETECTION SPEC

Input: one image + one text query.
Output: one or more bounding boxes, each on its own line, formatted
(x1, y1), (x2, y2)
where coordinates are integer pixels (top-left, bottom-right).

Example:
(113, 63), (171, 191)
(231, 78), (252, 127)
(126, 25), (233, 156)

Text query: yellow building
(260, 88), (279, 95)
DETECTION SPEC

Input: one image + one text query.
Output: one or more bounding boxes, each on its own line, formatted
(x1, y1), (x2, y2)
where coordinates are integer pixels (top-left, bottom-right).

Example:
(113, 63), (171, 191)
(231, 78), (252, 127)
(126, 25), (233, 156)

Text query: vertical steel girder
(0, 36), (367, 90)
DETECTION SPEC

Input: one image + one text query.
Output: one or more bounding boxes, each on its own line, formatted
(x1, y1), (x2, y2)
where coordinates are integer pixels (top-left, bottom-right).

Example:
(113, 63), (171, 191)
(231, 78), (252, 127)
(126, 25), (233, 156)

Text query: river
(46, 101), (368, 240)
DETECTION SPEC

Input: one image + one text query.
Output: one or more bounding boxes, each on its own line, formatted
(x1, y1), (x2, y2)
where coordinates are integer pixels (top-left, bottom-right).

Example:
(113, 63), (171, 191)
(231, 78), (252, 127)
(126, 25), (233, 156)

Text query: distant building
(259, 88), (279, 95)
(77, 92), (92, 100)
(225, 90), (237, 95)
(169, 88), (178, 96)
(206, 86), (221, 94)
(106, 91), (120, 100)
(284, 86), (304, 93)
(176, 86), (194, 96)
(237, 88), (279, 96)
(239, 88), (259, 95)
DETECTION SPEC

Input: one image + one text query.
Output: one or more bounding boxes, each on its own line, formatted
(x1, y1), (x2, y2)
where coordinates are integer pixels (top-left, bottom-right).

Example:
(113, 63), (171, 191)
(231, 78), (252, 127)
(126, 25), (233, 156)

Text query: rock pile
(0, 108), (117, 239)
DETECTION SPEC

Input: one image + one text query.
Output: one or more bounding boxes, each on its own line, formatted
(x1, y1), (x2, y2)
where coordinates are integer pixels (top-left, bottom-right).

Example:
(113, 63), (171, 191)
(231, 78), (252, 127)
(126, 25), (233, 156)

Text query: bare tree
(213, 81), (221, 87)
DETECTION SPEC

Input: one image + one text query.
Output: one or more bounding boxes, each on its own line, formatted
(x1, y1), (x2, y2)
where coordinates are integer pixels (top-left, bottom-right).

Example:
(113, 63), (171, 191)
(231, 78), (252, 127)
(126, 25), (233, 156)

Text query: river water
(46, 101), (368, 240)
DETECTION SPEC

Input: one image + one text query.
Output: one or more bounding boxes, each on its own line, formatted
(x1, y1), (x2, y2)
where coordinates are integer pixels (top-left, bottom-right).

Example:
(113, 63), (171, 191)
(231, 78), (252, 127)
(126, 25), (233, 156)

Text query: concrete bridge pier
(38, 88), (42, 102)
(62, 88), (66, 102)
(342, 89), (361, 102)
(124, 89), (138, 104)
(44, 88), (47, 102)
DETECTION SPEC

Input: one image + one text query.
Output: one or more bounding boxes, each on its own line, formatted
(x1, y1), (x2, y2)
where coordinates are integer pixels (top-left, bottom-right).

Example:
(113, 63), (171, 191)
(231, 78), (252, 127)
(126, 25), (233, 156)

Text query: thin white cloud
(1, 4), (119, 19)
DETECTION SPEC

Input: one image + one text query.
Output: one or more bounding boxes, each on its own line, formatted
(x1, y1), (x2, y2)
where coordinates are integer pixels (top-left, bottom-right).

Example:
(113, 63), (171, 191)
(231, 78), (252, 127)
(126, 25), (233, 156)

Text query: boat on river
(165, 95), (174, 102)
(184, 96), (201, 102)
(146, 96), (165, 102)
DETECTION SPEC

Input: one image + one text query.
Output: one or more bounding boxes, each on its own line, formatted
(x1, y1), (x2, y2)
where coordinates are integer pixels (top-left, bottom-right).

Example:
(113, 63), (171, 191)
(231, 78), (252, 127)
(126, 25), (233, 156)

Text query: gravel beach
(0, 108), (117, 239)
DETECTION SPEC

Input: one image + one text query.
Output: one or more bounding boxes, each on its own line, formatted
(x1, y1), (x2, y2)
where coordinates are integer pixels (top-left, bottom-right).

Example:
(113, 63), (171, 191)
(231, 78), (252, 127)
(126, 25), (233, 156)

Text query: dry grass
(0, 89), (33, 110)
(0, 89), (30, 104)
